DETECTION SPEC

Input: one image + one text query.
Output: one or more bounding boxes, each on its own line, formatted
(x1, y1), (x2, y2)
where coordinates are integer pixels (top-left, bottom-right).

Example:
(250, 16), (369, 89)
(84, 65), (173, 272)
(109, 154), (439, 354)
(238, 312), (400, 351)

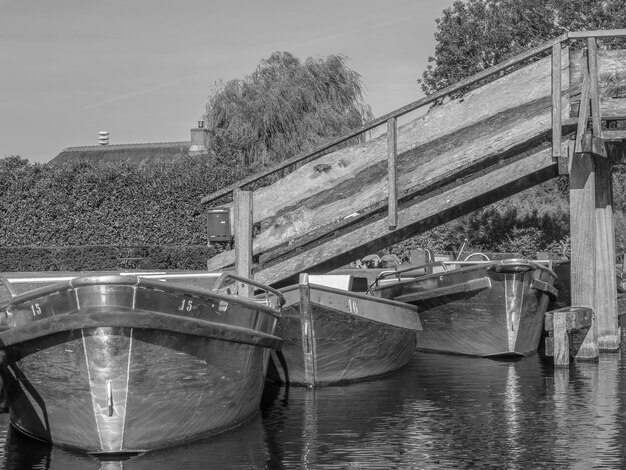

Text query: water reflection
(0, 346), (626, 468)
(504, 364), (520, 464)
(551, 355), (623, 468)
(0, 413), (270, 470)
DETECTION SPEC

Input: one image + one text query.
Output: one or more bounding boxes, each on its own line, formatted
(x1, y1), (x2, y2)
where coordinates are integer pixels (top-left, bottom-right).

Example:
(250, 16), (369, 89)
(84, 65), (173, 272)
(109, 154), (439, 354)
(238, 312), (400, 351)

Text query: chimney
(98, 131), (109, 145)
(189, 120), (209, 155)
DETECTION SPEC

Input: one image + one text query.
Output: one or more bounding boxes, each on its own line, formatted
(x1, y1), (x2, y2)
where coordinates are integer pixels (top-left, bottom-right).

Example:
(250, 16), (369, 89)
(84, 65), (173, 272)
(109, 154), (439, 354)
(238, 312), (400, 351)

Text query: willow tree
(205, 51), (372, 166)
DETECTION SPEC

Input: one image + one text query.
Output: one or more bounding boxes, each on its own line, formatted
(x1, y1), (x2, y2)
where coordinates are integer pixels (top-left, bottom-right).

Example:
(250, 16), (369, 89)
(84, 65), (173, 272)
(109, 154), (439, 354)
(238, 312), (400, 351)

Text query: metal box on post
(207, 207), (232, 243)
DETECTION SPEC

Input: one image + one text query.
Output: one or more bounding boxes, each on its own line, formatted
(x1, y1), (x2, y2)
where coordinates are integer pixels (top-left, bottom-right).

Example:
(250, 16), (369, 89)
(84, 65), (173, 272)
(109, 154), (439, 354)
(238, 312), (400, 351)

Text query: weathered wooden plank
(587, 38), (602, 136)
(545, 307), (594, 331)
(234, 189), (253, 296)
(387, 117), (398, 229)
(603, 129), (626, 141)
(574, 64), (591, 156)
(254, 146), (560, 286)
(571, 97), (626, 120)
(568, 29), (626, 39)
(259, 132), (572, 268)
(207, 52), (573, 272)
(570, 49), (626, 102)
(552, 44), (563, 158)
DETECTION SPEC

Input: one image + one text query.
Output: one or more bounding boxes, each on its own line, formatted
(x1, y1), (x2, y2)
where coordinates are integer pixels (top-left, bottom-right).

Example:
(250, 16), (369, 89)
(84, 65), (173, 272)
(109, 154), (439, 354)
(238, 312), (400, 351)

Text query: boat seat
(395, 265), (428, 277)
(308, 274), (369, 292)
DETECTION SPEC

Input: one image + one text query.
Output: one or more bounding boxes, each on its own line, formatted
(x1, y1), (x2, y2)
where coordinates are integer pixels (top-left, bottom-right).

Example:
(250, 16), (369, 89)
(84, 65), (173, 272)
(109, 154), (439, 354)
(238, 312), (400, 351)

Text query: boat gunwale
(373, 258), (558, 293)
(0, 306), (282, 349)
(0, 275), (282, 318)
(280, 282), (419, 311)
(280, 283), (421, 331)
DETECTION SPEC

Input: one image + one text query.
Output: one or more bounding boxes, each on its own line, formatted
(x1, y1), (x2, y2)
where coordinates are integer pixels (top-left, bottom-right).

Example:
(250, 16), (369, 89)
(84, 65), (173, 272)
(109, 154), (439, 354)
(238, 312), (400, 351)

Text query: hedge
(0, 155), (252, 247)
(0, 155), (246, 272)
(0, 245), (220, 272)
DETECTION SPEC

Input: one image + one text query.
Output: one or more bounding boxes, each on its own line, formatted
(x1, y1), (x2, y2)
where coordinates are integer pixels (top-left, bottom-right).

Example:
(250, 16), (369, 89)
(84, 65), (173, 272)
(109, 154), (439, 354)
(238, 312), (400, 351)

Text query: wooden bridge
(202, 30), (626, 352)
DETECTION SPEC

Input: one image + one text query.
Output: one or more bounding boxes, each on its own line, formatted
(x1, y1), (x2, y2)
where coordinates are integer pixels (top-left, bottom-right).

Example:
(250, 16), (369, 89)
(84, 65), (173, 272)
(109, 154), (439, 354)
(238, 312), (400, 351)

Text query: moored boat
(372, 256), (558, 357)
(267, 273), (421, 387)
(0, 272), (283, 454)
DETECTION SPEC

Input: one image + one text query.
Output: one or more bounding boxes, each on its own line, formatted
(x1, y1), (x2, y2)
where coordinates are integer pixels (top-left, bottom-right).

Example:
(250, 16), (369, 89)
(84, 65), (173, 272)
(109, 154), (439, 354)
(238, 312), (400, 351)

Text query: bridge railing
(201, 29), (626, 228)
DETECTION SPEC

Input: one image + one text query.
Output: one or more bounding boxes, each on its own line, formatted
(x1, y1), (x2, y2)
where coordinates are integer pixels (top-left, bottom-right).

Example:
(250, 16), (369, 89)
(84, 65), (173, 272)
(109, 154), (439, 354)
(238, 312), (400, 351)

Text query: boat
(0, 271), (283, 454)
(267, 273), (421, 387)
(371, 255), (558, 357)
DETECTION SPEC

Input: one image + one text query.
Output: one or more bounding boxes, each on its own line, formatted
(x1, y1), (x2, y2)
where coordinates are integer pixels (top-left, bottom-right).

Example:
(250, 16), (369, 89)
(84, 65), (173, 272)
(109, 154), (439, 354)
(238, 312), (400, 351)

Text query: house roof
(50, 141), (209, 166)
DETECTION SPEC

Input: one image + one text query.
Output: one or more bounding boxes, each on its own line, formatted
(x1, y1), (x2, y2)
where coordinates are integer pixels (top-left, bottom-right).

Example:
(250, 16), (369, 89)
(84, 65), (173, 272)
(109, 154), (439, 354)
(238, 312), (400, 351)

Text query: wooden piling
(569, 39), (619, 354)
(569, 148), (598, 359)
(594, 156), (619, 350)
(234, 189), (253, 297)
(586, 38), (619, 350)
(545, 307), (597, 366)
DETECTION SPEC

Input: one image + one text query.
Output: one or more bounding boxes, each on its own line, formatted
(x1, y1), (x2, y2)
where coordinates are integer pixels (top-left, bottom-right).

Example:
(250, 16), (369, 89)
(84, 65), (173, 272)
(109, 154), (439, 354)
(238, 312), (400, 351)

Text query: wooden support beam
(552, 43), (562, 159)
(568, 146), (597, 358)
(580, 132), (608, 159)
(571, 40), (618, 352)
(387, 117), (398, 230)
(254, 147), (559, 286)
(605, 141), (626, 164)
(602, 129), (626, 141)
(234, 189), (253, 297)
(587, 38), (603, 138)
(574, 62), (591, 156)
(594, 156), (620, 350)
(571, 97), (626, 122)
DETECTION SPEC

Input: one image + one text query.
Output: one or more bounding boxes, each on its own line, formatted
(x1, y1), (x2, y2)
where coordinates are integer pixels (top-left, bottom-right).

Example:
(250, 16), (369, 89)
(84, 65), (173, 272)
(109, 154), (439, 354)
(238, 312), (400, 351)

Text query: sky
(0, 0), (455, 163)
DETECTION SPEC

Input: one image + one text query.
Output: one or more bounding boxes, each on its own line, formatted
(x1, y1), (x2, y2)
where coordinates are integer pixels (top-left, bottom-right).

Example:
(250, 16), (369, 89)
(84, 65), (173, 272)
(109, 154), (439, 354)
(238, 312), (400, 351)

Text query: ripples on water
(2, 345), (626, 469)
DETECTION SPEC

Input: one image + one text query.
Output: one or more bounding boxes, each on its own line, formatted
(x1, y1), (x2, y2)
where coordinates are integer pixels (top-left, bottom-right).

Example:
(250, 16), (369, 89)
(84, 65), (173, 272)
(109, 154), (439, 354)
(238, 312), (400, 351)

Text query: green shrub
(0, 156), (250, 248)
(0, 245), (219, 272)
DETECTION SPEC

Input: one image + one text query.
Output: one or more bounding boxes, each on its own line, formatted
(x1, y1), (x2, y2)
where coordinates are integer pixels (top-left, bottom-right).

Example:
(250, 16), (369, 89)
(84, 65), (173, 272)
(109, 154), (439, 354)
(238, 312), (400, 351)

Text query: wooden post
(587, 38), (602, 137)
(552, 43), (562, 160)
(569, 44), (599, 359)
(574, 61), (591, 155)
(569, 149), (598, 358)
(570, 38), (619, 352)
(299, 273), (316, 387)
(387, 117), (398, 230)
(553, 313), (570, 366)
(586, 38), (618, 350)
(586, 39), (618, 349)
(595, 156), (619, 350)
(234, 188), (253, 297)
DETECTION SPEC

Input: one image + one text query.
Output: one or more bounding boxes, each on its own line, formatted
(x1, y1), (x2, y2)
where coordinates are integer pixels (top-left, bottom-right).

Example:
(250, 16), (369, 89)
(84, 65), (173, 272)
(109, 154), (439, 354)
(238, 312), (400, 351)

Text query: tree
(205, 51), (372, 166)
(419, 0), (626, 95)
(402, 0), (626, 260)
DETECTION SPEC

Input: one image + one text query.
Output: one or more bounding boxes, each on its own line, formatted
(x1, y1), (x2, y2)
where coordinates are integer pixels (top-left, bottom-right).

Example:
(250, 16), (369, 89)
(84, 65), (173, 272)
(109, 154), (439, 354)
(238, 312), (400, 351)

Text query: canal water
(1, 340), (626, 469)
